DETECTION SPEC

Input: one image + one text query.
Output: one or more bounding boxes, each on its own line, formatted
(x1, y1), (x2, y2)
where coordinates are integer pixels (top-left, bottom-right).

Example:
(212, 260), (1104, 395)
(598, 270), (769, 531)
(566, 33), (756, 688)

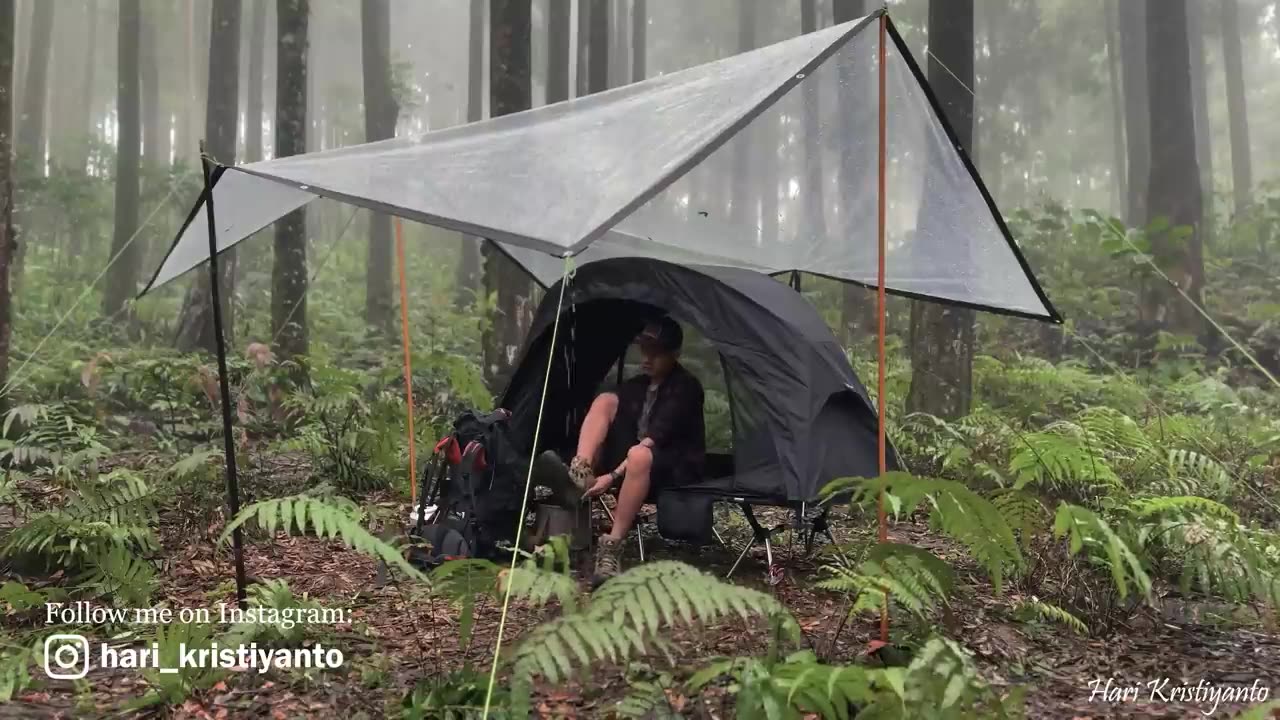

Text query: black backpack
(411, 409), (527, 566)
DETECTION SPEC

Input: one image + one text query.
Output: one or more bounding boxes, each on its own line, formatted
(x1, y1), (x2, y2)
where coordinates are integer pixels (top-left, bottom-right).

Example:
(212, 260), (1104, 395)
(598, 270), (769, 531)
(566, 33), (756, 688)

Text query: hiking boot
(532, 451), (587, 507)
(591, 536), (623, 589)
(568, 456), (594, 496)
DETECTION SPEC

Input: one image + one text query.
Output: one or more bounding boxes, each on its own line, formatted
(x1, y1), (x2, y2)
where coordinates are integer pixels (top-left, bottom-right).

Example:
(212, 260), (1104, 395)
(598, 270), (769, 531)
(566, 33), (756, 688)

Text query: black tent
(500, 257), (901, 506)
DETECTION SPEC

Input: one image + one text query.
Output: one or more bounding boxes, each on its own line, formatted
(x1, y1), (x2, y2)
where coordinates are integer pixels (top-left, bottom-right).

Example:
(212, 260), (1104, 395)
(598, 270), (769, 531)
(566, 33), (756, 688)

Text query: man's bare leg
(575, 392), (618, 467)
(607, 444), (652, 541)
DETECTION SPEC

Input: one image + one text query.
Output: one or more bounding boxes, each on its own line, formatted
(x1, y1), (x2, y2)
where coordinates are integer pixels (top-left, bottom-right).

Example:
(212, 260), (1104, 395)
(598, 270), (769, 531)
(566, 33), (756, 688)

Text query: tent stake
(876, 10), (890, 646)
(395, 218), (419, 504)
(200, 144), (248, 609)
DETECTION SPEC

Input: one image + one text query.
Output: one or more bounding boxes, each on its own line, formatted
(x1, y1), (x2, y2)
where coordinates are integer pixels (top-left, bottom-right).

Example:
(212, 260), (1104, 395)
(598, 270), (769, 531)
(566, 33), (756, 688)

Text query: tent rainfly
(142, 10), (1060, 628)
(140, 11), (1059, 323)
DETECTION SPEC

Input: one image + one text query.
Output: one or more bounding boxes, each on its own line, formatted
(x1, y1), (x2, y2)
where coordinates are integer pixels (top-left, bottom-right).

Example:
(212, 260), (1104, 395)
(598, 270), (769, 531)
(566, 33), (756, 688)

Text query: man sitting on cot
(535, 315), (705, 587)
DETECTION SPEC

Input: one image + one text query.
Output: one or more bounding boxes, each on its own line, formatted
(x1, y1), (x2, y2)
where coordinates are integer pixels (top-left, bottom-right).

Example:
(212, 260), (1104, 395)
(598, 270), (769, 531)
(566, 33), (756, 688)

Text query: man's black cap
(637, 316), (683, 353)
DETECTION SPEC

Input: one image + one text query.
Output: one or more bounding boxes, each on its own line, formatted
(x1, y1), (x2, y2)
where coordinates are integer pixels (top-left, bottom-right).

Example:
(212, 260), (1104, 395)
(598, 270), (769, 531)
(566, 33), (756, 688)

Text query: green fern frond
(1128, 495), (1240, 523)
(991, 489), (1049, 549)
(1053, 503), (1152, 602)
(509, 615), (646, 717)
(1010, 432), (1119, 494)
(836, 473), (1022, 592)
(431, 559), (500, 649)
(221, 495), (428, 582)
(1077, 406), (1153, 458)
(588, 561), (793, 639)
(615, 678), (682, 719)
(820, 543), (955, 621)
(1016, 600), (1088, 635)
(76, 544), (157, 606)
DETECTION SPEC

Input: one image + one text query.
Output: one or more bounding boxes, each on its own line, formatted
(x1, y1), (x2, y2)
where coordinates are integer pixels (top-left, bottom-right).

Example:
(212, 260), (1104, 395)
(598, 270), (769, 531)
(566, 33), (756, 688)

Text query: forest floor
(5, 451), (1280, 720)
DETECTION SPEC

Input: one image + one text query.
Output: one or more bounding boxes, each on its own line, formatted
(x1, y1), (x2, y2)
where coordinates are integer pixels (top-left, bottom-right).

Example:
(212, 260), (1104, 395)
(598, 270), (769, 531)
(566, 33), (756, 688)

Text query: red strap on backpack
(435, 435), (462, 465)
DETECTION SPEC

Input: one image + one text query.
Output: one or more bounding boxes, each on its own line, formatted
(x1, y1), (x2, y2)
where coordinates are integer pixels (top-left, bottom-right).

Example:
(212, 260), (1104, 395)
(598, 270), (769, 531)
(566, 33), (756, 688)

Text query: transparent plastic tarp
(603, 26), (1051, 317)
(143, 13), (1056, 320)
(143, 170), (315, 292)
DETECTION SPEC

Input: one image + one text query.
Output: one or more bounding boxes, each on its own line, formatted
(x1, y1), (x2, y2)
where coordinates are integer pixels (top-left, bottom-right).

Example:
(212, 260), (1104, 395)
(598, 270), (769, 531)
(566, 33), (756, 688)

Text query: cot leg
(726, 539), (753, 579)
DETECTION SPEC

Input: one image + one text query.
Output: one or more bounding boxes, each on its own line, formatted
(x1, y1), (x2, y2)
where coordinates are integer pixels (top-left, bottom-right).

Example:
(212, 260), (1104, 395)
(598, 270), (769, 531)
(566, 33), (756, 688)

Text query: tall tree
(140, 10), (163, 171)
(1186, 0), (1214, 218)
(1143, 0), (1204, 337)
(102, 0), (142, 319)
(361, 0), (398, 333)
(546, 0), (570, 103)
(273, 0), (309, 361)
(15, 0), (51, 166)
(73, 0), (99, 173)
(245, 0), (268, 163)
(482, 0), (532, 392)
(905, 0), (977, 419)
(1103, 0), (1125, 214)
(833, 0), (871, 345)
(1118, 0), (1149, 226)
(0, 0), (15, 414)
(176, 0), (243, 354)
(575, 0), (590, 96)
(586, 0), (609, 94)
(730, 2), (757, 231)
(454, 0), (484, 309)
(1221, 0), (1253, 216)
(631, 0), (645, 82)
(800, 0), (827, 260)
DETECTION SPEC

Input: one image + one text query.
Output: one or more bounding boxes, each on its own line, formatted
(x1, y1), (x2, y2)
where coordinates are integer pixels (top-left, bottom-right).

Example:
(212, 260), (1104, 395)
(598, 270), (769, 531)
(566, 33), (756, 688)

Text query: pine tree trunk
(833, 0), (873, 344)
(905, 0), (977, 420)
(586, 0), (608, 94)
(273, 0), (309, 362)
(1221, 0), (1252, 217)
(15, 0), (51, 167)
(141, 11), (162, 169)
(1143, 0), (1204, 338)
(0, 0), (15, 415)
(1104, 0), (1126, 217)
(454, 0), (484, 310)
(575, 0), (590, 97)
(361, 0), (397, 334)
(482, 0), (532, 393)
(1186, 0), (1213, 219)
(731, 2), (756, 232)
(631, 0), (645, 82)
(800, 0), (827, 295)
(1118, 0), (1149, 227)
(245, 0), (267, 162)
(102, 0), (142, 321)
(74, 0), (98, 174)
(546, 0), (570, 103)
(175, 0), (242, 355)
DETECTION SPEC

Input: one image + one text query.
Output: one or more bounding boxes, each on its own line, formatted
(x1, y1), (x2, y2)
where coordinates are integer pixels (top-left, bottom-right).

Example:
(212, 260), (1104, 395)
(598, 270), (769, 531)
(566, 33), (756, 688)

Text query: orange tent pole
(395, 218), (419, 504)
(876, 11), (890, 646)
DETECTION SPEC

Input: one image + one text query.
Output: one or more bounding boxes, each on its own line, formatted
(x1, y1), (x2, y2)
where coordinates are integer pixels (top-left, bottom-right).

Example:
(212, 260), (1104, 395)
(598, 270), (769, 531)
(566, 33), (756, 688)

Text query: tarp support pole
(201, 145), (248, 610)
(876, 10), (890, 647)
(395, 218), (419, 504)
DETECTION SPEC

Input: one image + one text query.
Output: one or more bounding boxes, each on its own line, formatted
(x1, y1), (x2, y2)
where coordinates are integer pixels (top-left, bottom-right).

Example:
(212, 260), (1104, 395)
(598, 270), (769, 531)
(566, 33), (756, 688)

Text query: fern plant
(1053, 503), (1152, 603)
(221, 493), (428, 582)
(818, 542), (955, 621)
(1014, 599), (1089, 635)
(688, 648), (876, 720)
(3, 470), (159, 569)
(823, 472), (1022, 592)
(75, 543), (157, 606)
(492, 560), (793, 717)
(130, 623), (227, 710)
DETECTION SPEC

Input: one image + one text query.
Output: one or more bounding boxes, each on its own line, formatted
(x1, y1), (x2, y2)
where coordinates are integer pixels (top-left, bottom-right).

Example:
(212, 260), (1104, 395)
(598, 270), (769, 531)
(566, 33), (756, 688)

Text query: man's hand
(584, 474), (614, 498)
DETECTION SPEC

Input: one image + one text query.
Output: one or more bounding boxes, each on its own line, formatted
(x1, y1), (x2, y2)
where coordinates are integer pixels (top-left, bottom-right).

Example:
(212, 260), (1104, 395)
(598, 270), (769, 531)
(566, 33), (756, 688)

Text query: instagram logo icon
(43, 634), (90, 679)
